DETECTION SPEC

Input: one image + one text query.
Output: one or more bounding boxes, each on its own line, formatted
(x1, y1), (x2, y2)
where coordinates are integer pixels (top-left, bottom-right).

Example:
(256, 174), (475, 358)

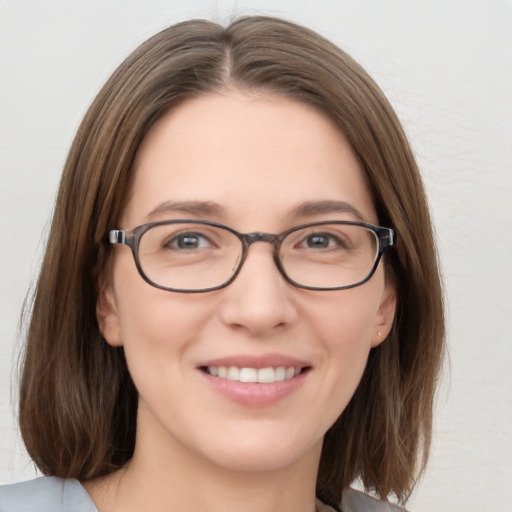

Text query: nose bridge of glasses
(242, 232), (280, 249)
(235, 232), (287, 285)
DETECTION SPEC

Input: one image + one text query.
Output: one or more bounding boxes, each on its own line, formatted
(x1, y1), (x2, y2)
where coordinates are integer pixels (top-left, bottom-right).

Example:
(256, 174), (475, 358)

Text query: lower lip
(199, 369), (309, 407)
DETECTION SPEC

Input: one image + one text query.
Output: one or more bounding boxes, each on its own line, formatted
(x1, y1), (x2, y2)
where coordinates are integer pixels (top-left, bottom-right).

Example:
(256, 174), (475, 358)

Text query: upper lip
(198, 353), (311, 369)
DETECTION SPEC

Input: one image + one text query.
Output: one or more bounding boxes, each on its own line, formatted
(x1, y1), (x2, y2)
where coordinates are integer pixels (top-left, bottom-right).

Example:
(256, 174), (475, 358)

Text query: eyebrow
(290, 200), (366, 222)
(144, 199), (366, 224)
(144, 200), (224, 222)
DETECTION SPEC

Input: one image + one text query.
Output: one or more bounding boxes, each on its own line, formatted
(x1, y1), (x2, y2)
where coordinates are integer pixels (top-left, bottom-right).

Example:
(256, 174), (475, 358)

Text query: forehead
(122, 90), (376, 229)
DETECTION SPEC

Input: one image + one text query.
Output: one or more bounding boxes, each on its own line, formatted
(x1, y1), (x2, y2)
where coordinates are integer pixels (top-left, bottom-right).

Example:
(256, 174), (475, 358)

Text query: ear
(371, 284), (397, 348)
(96, 274), (123, 347)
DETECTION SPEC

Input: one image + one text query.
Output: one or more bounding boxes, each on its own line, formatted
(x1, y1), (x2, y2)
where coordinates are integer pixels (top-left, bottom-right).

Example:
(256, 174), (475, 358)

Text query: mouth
(200, 365), (310, 384)
(198, 356), (311, 406)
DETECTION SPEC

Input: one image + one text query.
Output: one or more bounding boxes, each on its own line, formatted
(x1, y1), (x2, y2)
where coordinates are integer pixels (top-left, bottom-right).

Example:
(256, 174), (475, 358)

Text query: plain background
(1, 1), (511, 511)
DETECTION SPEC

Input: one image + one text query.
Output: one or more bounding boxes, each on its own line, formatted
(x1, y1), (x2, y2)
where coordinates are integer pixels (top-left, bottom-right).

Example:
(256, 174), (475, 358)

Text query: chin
(198, 432), (322, 474)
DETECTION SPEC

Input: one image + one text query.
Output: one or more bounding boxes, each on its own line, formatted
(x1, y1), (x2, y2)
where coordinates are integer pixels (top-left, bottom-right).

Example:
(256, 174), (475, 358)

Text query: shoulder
(341, 488), (409, 512)
(0, 477), (98, 512)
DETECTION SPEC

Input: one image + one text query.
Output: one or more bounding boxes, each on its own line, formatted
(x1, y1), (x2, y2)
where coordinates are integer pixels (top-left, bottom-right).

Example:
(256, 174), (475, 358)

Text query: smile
(204, 366), (303, 383)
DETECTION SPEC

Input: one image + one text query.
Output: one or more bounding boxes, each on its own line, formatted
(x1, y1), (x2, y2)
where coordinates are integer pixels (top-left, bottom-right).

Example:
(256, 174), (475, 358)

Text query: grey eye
(299, 232), (347, 249)
(305, 234), (330, 248)
(167, 232), (211, 249)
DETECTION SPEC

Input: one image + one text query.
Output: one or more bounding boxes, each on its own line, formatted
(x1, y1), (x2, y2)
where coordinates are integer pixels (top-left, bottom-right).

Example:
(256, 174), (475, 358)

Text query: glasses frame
(109, 219), (395, 293)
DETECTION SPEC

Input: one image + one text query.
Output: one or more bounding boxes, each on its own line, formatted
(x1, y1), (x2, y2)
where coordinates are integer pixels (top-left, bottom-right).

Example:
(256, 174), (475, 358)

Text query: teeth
(227, 367), (240, 380)
(206, 366), (302, 383)
(239, 367), (257, 382)
(275, 367), (286, 381)
(257, 367), (275, 383)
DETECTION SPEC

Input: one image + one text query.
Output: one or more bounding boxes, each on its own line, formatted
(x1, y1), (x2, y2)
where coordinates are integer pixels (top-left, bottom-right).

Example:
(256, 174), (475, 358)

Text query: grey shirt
(0, 477), (407, 512)
(0, 478), (97, 512)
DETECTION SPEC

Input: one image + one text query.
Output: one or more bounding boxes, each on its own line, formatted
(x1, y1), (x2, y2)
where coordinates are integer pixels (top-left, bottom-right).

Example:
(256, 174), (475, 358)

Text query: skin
(89, 90), (396, 512)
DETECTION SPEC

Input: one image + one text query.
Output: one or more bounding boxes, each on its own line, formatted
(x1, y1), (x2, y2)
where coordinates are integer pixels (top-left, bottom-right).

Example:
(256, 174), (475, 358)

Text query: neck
(121, 458), (319, 512)
(85, 413), (322, 512)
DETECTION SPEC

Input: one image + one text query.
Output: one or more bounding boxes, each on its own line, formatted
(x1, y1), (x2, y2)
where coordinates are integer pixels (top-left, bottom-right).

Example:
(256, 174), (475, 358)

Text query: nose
(218, 243), (299, 336)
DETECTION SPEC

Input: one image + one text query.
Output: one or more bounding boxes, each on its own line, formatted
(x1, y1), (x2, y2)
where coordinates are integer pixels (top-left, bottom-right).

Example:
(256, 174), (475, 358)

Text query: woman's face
(99, 90), (396, 474)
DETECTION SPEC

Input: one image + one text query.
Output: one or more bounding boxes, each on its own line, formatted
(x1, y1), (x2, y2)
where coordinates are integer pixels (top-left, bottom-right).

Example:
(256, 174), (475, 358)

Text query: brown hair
(19, 16), (444, 506)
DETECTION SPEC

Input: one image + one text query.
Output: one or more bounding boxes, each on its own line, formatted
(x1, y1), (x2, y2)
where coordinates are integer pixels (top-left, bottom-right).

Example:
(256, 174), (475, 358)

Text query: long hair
(19, 16), (444, 505)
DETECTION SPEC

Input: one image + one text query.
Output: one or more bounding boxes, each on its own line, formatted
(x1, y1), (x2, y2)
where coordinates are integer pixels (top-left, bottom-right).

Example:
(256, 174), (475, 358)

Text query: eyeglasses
(109, 220), (395, 293)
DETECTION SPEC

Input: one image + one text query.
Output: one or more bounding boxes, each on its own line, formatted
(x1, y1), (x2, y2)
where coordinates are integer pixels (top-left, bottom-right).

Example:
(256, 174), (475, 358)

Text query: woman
(0, 16), (444, 512)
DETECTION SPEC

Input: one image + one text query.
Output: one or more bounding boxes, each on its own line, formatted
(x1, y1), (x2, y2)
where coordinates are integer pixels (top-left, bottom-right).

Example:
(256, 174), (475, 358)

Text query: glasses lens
(279, 223), (379, 289)
(138, 222), (242, 291)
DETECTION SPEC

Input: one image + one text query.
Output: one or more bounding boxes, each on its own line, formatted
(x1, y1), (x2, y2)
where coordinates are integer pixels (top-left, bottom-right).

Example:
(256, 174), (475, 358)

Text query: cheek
(117, 293), (211, 357)
(309, 283), (383, 351)
(115, 292), (219, 416)
(111, 258), (215, 375)
(321, 307), (374, 389)
(113, 251), (206, 337)
(303, 283), (384, 409)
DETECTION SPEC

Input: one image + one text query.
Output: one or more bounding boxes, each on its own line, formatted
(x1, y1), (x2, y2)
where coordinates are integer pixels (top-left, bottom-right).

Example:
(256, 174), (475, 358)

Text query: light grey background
(1, 1), (511, 511)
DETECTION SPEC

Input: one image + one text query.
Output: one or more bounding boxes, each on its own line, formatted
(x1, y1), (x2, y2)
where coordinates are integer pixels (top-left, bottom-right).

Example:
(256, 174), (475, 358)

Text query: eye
(298, 232), (348, 249)
(165, 231), (213, 250)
